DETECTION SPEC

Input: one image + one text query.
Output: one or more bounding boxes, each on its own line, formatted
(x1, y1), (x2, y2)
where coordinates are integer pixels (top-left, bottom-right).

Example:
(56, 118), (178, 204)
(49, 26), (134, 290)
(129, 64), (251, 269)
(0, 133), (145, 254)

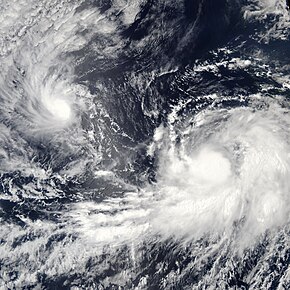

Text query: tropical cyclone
(152, 100), (290, 247)
(0, 0), (289, 289)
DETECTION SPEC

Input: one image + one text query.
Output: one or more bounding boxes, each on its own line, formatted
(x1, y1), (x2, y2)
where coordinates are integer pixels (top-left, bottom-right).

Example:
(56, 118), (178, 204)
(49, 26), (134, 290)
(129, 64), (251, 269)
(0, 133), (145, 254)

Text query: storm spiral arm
(0, 0), (290, 289)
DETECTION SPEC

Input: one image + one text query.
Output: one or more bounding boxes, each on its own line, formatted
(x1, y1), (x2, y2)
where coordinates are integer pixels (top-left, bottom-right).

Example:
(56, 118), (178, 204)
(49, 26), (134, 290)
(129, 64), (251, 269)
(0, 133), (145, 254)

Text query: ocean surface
(0, 0), (289, 289)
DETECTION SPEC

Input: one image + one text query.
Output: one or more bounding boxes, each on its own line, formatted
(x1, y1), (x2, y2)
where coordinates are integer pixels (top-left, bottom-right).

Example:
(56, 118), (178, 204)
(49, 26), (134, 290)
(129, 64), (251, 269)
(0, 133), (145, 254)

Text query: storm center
(192, 148), (232, 185)
(44, 98), (71, 121)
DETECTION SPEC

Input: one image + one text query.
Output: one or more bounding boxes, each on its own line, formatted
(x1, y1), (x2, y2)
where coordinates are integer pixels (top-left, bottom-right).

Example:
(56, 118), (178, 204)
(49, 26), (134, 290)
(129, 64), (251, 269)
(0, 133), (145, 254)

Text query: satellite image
(0, 0), (289, 289)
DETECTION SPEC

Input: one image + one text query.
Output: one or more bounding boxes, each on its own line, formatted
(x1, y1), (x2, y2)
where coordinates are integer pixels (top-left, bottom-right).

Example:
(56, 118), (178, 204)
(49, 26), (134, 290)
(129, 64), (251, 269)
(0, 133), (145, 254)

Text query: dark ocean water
(0, 0), (289, 289)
